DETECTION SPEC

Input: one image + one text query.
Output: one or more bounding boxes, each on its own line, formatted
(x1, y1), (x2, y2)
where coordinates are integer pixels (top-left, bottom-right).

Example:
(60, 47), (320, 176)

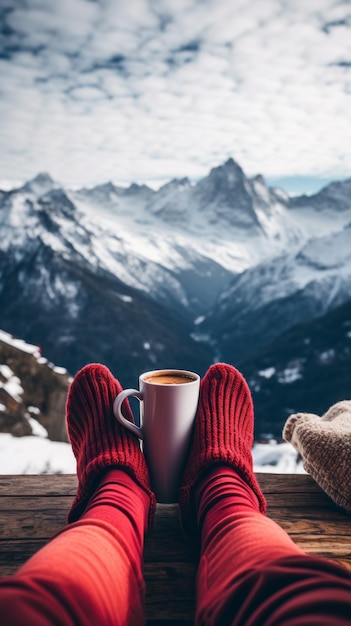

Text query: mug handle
(113, 389), (145, 440)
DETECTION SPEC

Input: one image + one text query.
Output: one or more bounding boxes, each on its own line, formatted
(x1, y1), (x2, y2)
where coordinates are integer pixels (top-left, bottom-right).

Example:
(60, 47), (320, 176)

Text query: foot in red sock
(66, 363), (156, 525)
(179, 362), (266, 531)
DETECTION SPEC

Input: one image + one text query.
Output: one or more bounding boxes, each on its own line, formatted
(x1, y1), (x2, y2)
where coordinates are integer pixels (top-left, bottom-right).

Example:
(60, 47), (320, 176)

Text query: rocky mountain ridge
(0, 330), (69, 441)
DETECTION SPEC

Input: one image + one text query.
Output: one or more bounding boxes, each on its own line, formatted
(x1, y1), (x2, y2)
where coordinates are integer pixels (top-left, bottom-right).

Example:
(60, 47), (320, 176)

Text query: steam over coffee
(144, 373), (196, 385)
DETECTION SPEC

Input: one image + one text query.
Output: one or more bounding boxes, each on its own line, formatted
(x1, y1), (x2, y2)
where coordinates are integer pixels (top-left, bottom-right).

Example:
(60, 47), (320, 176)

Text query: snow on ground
(253, 442), (305, 473)
(0, 433), (76, 474)
(0, 433), (303, 475)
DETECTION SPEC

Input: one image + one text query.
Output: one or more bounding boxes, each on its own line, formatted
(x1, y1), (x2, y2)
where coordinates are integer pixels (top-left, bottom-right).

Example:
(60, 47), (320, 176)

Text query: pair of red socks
(66, 362), (266, 527)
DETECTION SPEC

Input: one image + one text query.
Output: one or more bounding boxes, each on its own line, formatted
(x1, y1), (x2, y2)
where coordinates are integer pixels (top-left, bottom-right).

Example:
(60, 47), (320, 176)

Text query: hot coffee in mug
(113, 369), (200, 502)
(143, 372), (196, 385)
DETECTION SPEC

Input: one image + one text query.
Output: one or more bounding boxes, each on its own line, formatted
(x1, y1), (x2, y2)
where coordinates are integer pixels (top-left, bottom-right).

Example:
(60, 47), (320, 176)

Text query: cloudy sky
(0, 0), (350, 193)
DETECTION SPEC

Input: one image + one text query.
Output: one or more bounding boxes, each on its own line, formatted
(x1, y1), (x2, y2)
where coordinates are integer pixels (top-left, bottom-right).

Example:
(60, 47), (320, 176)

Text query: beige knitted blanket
(283, 400), (351, 514)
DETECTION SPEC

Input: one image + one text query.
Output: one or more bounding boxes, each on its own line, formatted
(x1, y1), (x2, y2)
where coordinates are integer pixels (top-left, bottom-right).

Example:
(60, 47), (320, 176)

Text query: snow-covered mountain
(239, 297), (351, 438)
(204, 222), (351, 362)
(1, 158), (351, 399)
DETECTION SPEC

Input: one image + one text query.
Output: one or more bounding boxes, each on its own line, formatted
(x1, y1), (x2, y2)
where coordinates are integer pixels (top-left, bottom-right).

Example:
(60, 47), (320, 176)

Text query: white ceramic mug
(113, 369), (200, 503)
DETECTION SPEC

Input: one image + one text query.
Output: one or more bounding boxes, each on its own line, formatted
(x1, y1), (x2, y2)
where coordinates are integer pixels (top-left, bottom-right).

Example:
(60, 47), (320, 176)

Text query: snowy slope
(205, 223), (351, 362)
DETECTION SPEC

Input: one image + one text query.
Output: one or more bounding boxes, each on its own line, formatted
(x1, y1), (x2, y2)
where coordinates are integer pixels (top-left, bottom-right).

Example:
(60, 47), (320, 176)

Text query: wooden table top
(0, 473), (350, 625)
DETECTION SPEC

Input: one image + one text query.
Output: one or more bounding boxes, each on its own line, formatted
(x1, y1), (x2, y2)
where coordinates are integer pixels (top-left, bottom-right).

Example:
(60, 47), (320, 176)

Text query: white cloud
(7, 0), (99, 52)
(0, 0), (350, 188)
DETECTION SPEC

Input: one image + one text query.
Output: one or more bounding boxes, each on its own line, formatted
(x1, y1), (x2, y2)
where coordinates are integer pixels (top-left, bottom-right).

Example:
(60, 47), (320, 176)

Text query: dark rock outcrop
(0, 333), (70, 441)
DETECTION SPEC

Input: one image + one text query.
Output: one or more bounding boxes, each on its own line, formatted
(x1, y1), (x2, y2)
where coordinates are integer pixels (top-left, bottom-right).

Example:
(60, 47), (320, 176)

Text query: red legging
(0, 470), (149, 626)
(1, 467), (351, 626)
(196, 467), (351, 626)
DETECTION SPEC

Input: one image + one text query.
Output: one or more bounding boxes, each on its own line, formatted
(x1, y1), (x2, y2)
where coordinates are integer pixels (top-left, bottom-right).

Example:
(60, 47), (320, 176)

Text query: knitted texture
(179, 363), (266, 530)
(283, 400), (351, 513)
(66, 363), (156, 526)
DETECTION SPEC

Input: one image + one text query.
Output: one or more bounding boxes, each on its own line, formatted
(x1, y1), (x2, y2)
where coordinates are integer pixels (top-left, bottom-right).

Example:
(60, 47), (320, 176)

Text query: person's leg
(196, 467), (351, 626)
(0, 364), (156, 626)
(180, 363), (351, 626)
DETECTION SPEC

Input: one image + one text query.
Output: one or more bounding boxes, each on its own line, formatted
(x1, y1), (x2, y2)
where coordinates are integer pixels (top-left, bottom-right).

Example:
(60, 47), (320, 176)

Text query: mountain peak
(252, 174), (265, 185)
(224, 157), (241, 169)
(94, 181), (119, 192)
(290, 177), (351, 212)
(32, 172), (55, 185)
(193, 157), (260, 228)
(209, 158), (244, 181)
(158, 177), (190, 193)
(124, 182), (154, 197)
(20, 172), (56, 197)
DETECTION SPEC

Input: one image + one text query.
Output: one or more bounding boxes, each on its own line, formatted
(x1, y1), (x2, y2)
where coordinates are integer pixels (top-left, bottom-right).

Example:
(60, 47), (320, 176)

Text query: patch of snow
(0, 433), (76, 474)
(120, 295), (133, 303)
(0, 330), (41, 358)
(26, 416), (48, 438)
(258, 367), (276, 379)
(319, 349), (335, 364)
(253, 442), (306, 473)
(53, 276), (79, 302)
(299, 227), (351, 271)
(0, 376), (24, 403)
(52, 366), (67, 375)
(347, 331), (351, 338)
(278, 367), (302, 384)
(28, 406), (40, 415)
(143, 342), (151, 350)
(0, 403), (5, 412)
(0, 330), (15, 344)
(250, 379), (261, 392)
(0, 364), (13, 379)
(194, 316), (205, 325)
(274, 188), (290, 202)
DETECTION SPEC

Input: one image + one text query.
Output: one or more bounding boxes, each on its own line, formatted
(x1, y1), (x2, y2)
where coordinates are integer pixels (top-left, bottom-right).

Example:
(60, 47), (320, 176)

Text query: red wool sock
(179, 363), (266, 531)
(66, 363), (156, 526)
